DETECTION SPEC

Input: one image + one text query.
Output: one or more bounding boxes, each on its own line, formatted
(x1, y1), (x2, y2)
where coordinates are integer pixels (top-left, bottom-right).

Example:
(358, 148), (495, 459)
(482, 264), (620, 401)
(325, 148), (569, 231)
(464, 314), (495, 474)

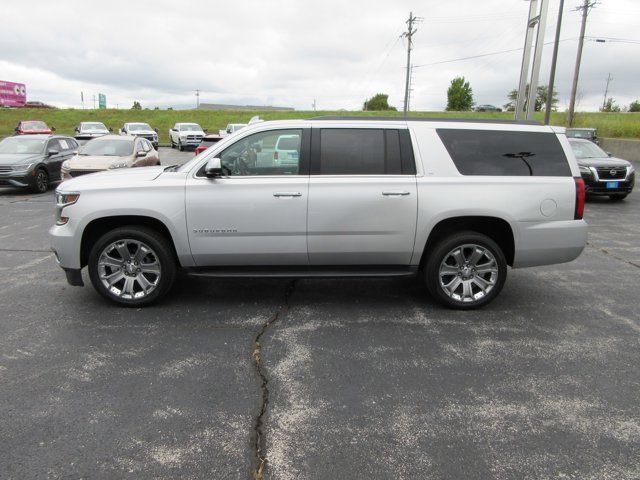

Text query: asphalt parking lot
(1, 148), (638, 479)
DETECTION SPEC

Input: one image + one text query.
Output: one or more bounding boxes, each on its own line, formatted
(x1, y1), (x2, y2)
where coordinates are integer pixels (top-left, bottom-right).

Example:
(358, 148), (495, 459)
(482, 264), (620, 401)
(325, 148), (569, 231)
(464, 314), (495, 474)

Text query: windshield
(570, 141), (607, 159)
(80, 139), (134, 156)
(22, 121), (48, 131)
(128, 124), (152, 132)
(180, 124), (202, 131)
(566, 129), (594, 139)
(0, 137), (46, 154)
(82, 122), (107, 131)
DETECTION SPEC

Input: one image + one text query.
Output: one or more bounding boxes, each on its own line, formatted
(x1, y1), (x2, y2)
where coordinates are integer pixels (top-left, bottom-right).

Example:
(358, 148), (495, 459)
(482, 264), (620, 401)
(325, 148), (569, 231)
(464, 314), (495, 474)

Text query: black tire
(170, 137), (174, 148)
(178, 140), (184, 151)
(88, 226), (177, 307)
(609, 194), (628, 201)
(425, 231), (507, 310)
(32, 168), (49, 193)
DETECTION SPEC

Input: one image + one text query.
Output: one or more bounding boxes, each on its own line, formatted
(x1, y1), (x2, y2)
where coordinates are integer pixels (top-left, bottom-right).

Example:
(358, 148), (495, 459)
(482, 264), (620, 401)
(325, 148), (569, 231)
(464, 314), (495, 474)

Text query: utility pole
(401, 12), (422, 115)
(544, 0), (564, 125)
(602, 73), (612, 111)
(407, 64), (414, 111)
(312, 99), (316, 111)
(568, 0), (597, 126)
(92, 94), (96, 109)
(195, 89), (200, 109)
(81, 91), (85, 110)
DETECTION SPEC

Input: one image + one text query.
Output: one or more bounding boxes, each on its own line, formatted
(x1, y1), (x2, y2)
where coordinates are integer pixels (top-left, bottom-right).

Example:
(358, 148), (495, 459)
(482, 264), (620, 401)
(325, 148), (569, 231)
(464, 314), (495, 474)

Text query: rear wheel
(425, 231), (507, 310)
(609, 194), (628, 201)
(88, 226), (176, 307)
(32, 168), (49, 193)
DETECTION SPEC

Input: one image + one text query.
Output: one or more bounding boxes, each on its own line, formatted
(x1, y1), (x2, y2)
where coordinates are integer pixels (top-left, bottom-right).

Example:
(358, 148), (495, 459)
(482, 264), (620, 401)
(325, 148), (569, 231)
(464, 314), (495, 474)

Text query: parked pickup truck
(50, 117), (587, 309)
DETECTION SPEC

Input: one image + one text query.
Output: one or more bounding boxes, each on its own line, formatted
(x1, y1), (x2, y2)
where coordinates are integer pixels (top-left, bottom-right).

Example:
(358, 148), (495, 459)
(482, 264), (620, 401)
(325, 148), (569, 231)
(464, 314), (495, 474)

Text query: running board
(185, 265), (419, 279)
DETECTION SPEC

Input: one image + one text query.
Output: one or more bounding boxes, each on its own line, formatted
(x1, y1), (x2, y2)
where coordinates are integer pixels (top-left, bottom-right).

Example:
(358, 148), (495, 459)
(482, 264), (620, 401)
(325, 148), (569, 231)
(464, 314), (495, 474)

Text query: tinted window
(437, 129), (571, 176)
(319, 129), (403, 175)
(217, 129), (302, 176)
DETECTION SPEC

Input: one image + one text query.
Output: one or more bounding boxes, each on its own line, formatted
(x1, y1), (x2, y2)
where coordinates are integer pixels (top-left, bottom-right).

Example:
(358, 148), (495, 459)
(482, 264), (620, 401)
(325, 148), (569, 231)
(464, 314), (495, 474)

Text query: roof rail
(310, 116), (542, 125)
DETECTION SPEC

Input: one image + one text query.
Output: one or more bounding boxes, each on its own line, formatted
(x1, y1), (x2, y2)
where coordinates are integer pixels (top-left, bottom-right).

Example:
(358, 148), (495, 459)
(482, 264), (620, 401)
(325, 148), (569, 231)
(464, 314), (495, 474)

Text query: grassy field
(1, 108), (638, 144)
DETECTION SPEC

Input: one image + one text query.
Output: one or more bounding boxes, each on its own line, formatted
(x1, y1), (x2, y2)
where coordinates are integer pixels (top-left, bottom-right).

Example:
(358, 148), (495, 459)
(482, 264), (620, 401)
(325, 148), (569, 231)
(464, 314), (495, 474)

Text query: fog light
(56, 216), (69, 226)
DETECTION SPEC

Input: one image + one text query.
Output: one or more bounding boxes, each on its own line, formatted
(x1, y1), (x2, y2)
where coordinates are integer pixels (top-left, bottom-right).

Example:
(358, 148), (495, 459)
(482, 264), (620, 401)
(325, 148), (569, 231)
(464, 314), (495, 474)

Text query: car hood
(64, 154), (133, 170)
(78, 130), (109, 135)
(577, 156), (631, 168)
(59, 165), (166, 190)
(0, 153), (42, 165)
(179, 130), (204, 136)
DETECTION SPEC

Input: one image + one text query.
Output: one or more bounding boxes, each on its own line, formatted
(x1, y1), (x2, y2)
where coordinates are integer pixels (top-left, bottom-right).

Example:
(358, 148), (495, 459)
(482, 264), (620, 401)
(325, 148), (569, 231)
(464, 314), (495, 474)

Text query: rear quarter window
(437, 129), (571, 176)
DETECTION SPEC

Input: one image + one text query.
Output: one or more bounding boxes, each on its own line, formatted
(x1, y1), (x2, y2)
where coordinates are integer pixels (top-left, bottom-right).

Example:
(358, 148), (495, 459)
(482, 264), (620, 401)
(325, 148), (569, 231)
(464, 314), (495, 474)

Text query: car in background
(0, 135), (77, 192)
(219, 123), (247, 137)
(273, 134), (300, 165)
(566, 128), (598, 145)
(74, 122), (111, 142)
(119, 123), (158, 149)
(14, 120), (55, 135)
(169, 123), (205, 151)
(194, 133), (223, 155)
(61, 135), (160, 181)
(569, 138), (635, 201)
(475, 105), (502, 112)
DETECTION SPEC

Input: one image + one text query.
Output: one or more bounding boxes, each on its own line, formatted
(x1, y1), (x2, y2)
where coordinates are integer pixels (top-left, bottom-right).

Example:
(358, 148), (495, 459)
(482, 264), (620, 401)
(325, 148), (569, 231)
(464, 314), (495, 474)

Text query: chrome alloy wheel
(97, 239), (161, 300)
(438, 243), (499, 303)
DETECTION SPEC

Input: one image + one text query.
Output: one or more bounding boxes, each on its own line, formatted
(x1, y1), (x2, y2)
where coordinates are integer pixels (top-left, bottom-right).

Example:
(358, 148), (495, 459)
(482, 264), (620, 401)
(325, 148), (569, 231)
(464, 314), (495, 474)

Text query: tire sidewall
(88, 226), (176, 307)
(425, 231), (507, 310)
(33, 168), (49, 193)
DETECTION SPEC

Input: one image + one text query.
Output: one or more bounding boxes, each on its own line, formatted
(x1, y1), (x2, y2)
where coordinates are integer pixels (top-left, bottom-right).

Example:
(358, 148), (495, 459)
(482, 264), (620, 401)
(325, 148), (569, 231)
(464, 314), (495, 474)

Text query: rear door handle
(273, 192), (302, 197)
(382, 191), (410, 196)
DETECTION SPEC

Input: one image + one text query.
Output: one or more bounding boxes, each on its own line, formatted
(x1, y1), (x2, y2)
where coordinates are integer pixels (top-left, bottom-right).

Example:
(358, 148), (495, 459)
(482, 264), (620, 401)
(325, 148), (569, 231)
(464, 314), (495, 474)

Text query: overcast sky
(1, 0), (638, 111)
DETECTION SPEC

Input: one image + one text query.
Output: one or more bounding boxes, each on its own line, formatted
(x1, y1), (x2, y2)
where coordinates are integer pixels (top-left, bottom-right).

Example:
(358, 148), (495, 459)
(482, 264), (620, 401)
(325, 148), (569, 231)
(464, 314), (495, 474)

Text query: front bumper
(0, 170), (35, 189)
(581, 170), (635, 196)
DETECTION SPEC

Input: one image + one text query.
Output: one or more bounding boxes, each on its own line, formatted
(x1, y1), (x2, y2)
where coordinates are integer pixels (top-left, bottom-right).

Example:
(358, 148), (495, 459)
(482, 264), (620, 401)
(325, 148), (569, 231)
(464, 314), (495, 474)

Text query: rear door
(307, 126), (418, 265)
(185, 128), (310, 266)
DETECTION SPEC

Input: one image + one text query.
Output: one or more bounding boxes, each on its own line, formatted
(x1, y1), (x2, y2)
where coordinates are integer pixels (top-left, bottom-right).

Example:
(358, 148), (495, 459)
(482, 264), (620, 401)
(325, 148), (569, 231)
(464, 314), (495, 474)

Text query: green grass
(1, 108), (639, 143)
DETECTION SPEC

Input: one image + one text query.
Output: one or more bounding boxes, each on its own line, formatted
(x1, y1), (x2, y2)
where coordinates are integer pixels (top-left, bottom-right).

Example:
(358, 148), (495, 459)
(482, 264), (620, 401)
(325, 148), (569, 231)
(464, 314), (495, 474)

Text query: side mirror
(14, 127), (19, 132)
(109, 127), (113, 132)
(51, 126), (56, 132)
(48, 149), (59, 156)
(154, 128), (158, 133)
(74, 127), (79, 133)
(136, 151), (147, 158)
(73, 150), (78, 155)
(204, 157), (223, 177)
(203, 128), (208, 133)
(607, 152), (612, 157)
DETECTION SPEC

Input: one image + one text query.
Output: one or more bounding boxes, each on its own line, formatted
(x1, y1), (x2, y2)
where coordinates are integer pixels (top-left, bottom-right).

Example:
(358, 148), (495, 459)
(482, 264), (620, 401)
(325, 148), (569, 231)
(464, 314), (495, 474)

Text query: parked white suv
(50, 118), (587, 309)
(169, 123), (205, 151)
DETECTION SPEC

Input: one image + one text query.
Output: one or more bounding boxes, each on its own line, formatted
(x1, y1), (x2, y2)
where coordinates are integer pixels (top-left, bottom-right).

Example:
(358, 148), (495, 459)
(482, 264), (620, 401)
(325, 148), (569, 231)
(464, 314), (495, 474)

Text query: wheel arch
(80, 215), (179, 268)
(419, 215), (515, 267)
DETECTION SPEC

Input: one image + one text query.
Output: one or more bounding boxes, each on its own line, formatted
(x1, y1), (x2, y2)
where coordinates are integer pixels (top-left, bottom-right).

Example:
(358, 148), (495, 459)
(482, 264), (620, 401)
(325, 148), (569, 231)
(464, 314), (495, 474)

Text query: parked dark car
(14, 120), (55, 135)
(0, 135), (77, 193)
(475, 104), (502, 112)
(566, 128), (598, 145)
(569, 138), (635, 201)
(194, 133), (223, 155)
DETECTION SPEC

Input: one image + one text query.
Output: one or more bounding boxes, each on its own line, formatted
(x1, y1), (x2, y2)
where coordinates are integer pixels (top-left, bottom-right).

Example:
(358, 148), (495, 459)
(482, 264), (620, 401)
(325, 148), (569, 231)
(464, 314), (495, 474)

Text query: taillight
(574, 177), (585, 220)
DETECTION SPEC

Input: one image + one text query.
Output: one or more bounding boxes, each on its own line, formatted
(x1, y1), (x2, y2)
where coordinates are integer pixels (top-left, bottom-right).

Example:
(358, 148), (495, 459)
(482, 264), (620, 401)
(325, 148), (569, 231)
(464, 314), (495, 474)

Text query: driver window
(219, 129), (302, 176)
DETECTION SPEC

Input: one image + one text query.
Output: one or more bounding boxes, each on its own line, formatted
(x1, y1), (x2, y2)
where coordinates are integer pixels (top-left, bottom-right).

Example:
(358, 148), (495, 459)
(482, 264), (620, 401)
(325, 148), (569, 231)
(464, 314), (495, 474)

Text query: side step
(185, 265), (419, 279)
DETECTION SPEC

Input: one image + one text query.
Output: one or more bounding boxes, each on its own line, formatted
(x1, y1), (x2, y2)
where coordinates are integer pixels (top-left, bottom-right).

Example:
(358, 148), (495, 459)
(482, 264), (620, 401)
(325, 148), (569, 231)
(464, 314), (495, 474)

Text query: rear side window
(318, 129), (405, 175)
(437, 129), (571, 176)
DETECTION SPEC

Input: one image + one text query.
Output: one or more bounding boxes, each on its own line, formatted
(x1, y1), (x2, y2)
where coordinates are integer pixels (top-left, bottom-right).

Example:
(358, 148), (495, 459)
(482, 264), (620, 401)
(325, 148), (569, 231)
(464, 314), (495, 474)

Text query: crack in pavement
(587, 242), (640, 269)
(0, 248), (52, 253)
(250, 280), (296, 480)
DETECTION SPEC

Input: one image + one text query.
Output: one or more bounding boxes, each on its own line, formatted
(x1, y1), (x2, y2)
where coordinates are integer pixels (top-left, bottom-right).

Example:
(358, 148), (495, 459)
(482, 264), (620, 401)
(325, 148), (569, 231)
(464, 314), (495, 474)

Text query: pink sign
(0, 80), (27, 107)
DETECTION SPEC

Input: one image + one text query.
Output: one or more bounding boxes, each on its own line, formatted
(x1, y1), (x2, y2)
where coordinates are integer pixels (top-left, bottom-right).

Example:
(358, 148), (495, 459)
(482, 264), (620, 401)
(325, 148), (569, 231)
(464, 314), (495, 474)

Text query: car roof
(567, 127), (596, 131)
(92, 134), (135, 141)
(311, 116), (541, 125)
(126, 122), (151, 126)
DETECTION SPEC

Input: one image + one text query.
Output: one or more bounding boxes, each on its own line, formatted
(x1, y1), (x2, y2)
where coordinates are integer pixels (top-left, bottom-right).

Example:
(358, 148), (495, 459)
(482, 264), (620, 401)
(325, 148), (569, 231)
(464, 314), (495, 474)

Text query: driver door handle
(382, 191), (410, 196)
(273, 192), (302, 197)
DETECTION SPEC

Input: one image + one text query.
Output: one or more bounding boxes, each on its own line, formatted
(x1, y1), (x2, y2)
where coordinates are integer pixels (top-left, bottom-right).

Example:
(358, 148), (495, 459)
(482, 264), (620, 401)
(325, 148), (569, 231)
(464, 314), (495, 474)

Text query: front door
(185, 128), (310, 266)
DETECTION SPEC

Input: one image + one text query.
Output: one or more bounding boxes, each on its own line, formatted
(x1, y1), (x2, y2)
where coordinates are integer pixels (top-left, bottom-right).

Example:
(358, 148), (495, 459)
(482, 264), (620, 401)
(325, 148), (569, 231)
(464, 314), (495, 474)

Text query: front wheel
(178, 140), (184, 151)
(88, 226), (176, 307)
(32, 168), (49, 193)
(425, 231), (507, 309)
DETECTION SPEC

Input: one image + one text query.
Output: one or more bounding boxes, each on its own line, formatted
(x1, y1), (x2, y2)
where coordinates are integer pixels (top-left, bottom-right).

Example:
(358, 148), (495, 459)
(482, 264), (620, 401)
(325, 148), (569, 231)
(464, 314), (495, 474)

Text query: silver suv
(50, 118), (587, 309)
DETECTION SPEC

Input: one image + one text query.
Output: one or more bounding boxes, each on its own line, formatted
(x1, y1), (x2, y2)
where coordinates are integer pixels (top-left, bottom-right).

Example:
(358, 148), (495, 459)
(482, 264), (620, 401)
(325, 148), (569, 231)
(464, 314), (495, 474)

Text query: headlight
(578, 165), (592, 175)
(109, 161), (128, 169)
(629, 164), (635, 174)
(61, 161), (70, 171)
(11, 163), (33, 171)
(55, 192), (80, 226)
